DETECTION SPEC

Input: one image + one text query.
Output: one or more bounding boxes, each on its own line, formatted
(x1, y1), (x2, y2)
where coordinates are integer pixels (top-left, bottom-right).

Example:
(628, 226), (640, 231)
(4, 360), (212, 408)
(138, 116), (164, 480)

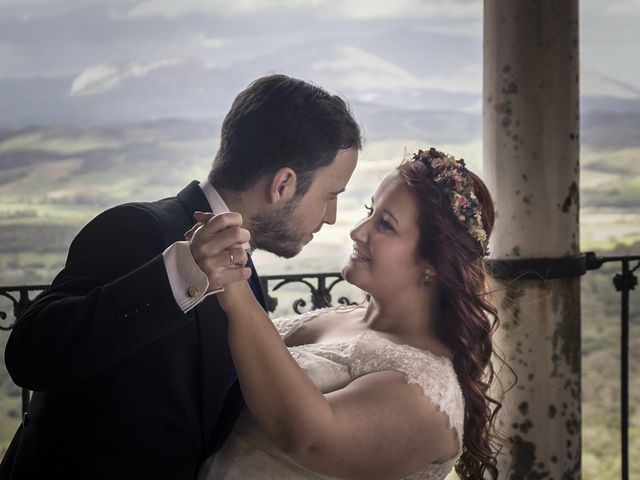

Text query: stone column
(483, 0), (581, 478)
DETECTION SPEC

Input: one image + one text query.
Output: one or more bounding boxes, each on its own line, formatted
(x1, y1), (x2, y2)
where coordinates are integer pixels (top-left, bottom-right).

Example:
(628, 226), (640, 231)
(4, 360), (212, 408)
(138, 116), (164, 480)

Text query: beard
(249, 198), (310, 258)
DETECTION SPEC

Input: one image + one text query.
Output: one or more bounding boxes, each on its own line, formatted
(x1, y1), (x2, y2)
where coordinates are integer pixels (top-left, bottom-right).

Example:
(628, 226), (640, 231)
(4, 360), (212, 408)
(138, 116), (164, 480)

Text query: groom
(1, 74), (361, 480)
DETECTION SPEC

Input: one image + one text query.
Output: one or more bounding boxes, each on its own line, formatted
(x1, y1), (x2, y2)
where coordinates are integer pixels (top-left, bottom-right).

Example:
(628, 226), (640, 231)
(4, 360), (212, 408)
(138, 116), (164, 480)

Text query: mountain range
(1, 27), (638, 131)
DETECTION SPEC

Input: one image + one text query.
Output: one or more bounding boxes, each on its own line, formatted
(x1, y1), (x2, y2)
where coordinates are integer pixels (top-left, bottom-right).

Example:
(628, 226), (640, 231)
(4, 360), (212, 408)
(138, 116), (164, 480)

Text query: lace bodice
(200, 308), (465, 480)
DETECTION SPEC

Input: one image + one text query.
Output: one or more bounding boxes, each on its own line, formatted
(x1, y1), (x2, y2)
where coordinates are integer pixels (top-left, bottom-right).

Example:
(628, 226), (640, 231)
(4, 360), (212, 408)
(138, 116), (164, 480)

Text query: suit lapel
(176, 181), (212, 221)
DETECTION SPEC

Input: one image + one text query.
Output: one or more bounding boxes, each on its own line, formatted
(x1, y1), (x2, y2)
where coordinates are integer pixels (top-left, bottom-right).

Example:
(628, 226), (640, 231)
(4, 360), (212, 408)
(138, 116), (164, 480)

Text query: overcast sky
(0, 0), (639, 124)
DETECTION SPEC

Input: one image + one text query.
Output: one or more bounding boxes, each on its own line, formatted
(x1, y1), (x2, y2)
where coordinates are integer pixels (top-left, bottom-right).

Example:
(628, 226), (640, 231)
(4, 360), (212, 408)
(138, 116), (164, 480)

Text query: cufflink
(187, 286), (199, 298)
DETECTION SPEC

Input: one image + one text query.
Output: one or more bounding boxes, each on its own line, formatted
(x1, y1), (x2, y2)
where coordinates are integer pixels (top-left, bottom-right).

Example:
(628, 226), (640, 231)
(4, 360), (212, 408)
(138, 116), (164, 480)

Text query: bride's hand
(217, 274), (255, 313)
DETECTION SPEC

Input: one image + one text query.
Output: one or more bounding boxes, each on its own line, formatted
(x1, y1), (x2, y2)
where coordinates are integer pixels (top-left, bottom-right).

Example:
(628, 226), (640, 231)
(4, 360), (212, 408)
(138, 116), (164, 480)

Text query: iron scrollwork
(0, 285), (48, 415)
(260, 272), (356, 314)
(0, 285), (48, 331)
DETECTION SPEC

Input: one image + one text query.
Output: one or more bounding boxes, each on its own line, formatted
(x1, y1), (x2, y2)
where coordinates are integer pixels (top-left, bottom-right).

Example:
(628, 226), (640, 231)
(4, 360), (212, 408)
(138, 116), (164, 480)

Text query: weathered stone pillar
(483, 0), (581, 478)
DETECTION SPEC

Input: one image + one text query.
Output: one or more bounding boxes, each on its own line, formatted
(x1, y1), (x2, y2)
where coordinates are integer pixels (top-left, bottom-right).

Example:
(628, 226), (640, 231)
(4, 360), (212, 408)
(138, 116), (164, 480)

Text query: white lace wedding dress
(199, 309), (465, 480)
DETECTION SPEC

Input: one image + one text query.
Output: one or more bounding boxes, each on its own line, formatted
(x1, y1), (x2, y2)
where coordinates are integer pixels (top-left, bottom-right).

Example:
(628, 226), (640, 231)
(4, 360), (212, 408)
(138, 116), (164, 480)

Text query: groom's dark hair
(208, 74), (362, 196)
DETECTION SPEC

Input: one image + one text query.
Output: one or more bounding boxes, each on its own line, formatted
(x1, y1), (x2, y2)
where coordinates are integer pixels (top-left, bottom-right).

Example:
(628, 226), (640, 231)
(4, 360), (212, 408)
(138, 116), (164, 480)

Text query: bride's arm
(218, 282), (459, 480)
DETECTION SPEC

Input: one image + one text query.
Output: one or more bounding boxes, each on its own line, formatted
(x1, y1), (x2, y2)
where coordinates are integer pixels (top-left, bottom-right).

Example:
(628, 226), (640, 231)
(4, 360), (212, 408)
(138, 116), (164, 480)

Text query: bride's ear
(268, 168), (297, 206)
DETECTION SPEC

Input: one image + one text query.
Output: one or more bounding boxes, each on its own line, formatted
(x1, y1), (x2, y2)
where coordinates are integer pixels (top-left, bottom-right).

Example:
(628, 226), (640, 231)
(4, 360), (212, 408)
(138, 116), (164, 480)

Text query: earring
(423, 268), (432, 287)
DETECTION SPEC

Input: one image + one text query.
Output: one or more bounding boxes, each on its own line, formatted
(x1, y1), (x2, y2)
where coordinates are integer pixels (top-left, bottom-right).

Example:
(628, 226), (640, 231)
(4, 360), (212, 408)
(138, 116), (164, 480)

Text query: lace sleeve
(404, 361), (465, 440)
(350, 333), (465, 443)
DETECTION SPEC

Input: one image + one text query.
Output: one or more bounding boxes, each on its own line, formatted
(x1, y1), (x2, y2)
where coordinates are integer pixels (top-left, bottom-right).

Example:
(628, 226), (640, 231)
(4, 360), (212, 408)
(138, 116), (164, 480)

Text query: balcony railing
(1, 253), (638, 478)
(584, 252), (639, 480)
(0, 273), (358, 417)
(259, 272), (359, 314)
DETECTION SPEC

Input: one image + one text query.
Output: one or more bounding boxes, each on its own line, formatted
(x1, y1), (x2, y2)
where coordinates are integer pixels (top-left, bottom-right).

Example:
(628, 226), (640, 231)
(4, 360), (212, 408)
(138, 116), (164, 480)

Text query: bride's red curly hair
(398, 153), (506, 479)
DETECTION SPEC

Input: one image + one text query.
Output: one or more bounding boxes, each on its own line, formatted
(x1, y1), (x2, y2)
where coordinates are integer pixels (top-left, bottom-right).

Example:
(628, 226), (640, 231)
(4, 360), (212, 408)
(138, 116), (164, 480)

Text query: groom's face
(251, 147), (358, 258)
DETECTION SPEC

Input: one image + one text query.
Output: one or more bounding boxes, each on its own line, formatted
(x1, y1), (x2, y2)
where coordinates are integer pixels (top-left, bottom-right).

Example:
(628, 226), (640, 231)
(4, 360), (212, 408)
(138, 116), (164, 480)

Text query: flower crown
(413, 148), (489, 255)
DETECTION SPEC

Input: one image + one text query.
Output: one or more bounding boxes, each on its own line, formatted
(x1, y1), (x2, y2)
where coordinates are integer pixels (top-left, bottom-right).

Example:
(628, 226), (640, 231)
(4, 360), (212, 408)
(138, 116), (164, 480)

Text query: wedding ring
(228, 251), (234, 265)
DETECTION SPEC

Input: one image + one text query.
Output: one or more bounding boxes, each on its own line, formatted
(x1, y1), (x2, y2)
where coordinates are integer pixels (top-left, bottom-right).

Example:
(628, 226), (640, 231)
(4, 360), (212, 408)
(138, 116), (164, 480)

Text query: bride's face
(342, 172), (429, 298)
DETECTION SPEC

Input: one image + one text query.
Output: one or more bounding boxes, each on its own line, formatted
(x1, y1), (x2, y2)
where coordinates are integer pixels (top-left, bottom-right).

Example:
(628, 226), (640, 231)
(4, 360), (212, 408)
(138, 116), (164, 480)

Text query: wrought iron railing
(260, 272), (358, 314)
(485, 250), (638, 480)
(0, 273), (357, 417)
(584, 252), (639, 480)
(0, 283), (49, 416)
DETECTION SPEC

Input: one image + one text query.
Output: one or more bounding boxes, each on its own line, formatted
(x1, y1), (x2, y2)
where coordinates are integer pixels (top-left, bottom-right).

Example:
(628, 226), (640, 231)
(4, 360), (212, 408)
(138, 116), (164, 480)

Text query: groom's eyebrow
(330, 188), (345, 196)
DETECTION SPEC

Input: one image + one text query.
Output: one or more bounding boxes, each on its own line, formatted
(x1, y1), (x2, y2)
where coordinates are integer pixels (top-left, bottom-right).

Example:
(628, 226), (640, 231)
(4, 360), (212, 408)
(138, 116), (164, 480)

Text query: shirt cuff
(162, 241), (222, 313)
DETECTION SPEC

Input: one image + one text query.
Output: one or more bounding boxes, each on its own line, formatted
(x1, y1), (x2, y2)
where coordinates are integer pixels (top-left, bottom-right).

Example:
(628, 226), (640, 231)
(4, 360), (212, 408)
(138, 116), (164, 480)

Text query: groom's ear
(268, 168), (297, 205)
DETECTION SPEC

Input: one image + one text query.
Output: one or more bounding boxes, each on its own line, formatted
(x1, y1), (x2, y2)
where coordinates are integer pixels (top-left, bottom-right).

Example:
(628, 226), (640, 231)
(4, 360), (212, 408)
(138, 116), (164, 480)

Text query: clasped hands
(184, 212), (254, 305)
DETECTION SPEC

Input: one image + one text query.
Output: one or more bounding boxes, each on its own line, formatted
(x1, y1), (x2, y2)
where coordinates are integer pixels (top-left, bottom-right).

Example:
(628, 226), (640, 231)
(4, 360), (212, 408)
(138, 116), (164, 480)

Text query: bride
(199, 148), (505, 480)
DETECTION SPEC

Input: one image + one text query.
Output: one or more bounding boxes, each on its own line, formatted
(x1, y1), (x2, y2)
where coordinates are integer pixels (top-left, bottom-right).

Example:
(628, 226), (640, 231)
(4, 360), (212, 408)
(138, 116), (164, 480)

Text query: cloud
(582, 69), (640, 98)
(605, 0), (640, 14)
(313, 46), (480, 93)
(327, 0), (480, 20)
(195, 33), (227, 49)
(0, 41), (26, 77)
(125, 0), (317, 18)
(0, 0), (129, 20)
(69, 58), (183, 96)
(124, 0), (480, 20)
(313, 46), (424, 89)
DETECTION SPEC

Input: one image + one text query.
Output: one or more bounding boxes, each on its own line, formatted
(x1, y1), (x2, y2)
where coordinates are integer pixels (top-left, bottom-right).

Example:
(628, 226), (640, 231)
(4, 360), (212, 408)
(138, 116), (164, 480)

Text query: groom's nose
(322, 199), (337, 225)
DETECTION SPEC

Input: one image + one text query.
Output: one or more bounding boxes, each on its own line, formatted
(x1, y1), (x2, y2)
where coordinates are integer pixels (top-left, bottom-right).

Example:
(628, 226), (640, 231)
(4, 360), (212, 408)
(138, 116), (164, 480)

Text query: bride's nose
(349, 217), (368, 242)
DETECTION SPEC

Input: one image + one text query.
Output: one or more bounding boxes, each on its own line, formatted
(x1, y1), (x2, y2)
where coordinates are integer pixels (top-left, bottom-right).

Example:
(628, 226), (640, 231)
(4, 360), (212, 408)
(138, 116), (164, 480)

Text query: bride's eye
(364, 203), (373, 216)
(379, 217), (393, 231)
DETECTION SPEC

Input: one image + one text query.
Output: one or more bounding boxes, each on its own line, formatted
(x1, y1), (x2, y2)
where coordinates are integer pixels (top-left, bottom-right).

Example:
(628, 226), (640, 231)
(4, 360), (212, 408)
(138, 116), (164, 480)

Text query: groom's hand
(186, 211), (251, 292)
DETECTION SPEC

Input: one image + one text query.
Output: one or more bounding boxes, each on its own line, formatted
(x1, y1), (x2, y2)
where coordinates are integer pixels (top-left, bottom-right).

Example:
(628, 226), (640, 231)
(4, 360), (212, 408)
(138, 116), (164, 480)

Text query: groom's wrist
(163, 241), (223, 313)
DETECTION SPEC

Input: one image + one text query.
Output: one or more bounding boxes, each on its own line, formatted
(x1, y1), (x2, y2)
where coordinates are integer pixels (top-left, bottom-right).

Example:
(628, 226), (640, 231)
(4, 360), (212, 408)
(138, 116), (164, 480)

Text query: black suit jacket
(0, 181), (265, 480)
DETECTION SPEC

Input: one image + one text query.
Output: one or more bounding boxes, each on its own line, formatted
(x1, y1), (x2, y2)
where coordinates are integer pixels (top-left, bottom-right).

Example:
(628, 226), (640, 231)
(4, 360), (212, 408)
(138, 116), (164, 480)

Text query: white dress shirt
(162, 180), (249, 313)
